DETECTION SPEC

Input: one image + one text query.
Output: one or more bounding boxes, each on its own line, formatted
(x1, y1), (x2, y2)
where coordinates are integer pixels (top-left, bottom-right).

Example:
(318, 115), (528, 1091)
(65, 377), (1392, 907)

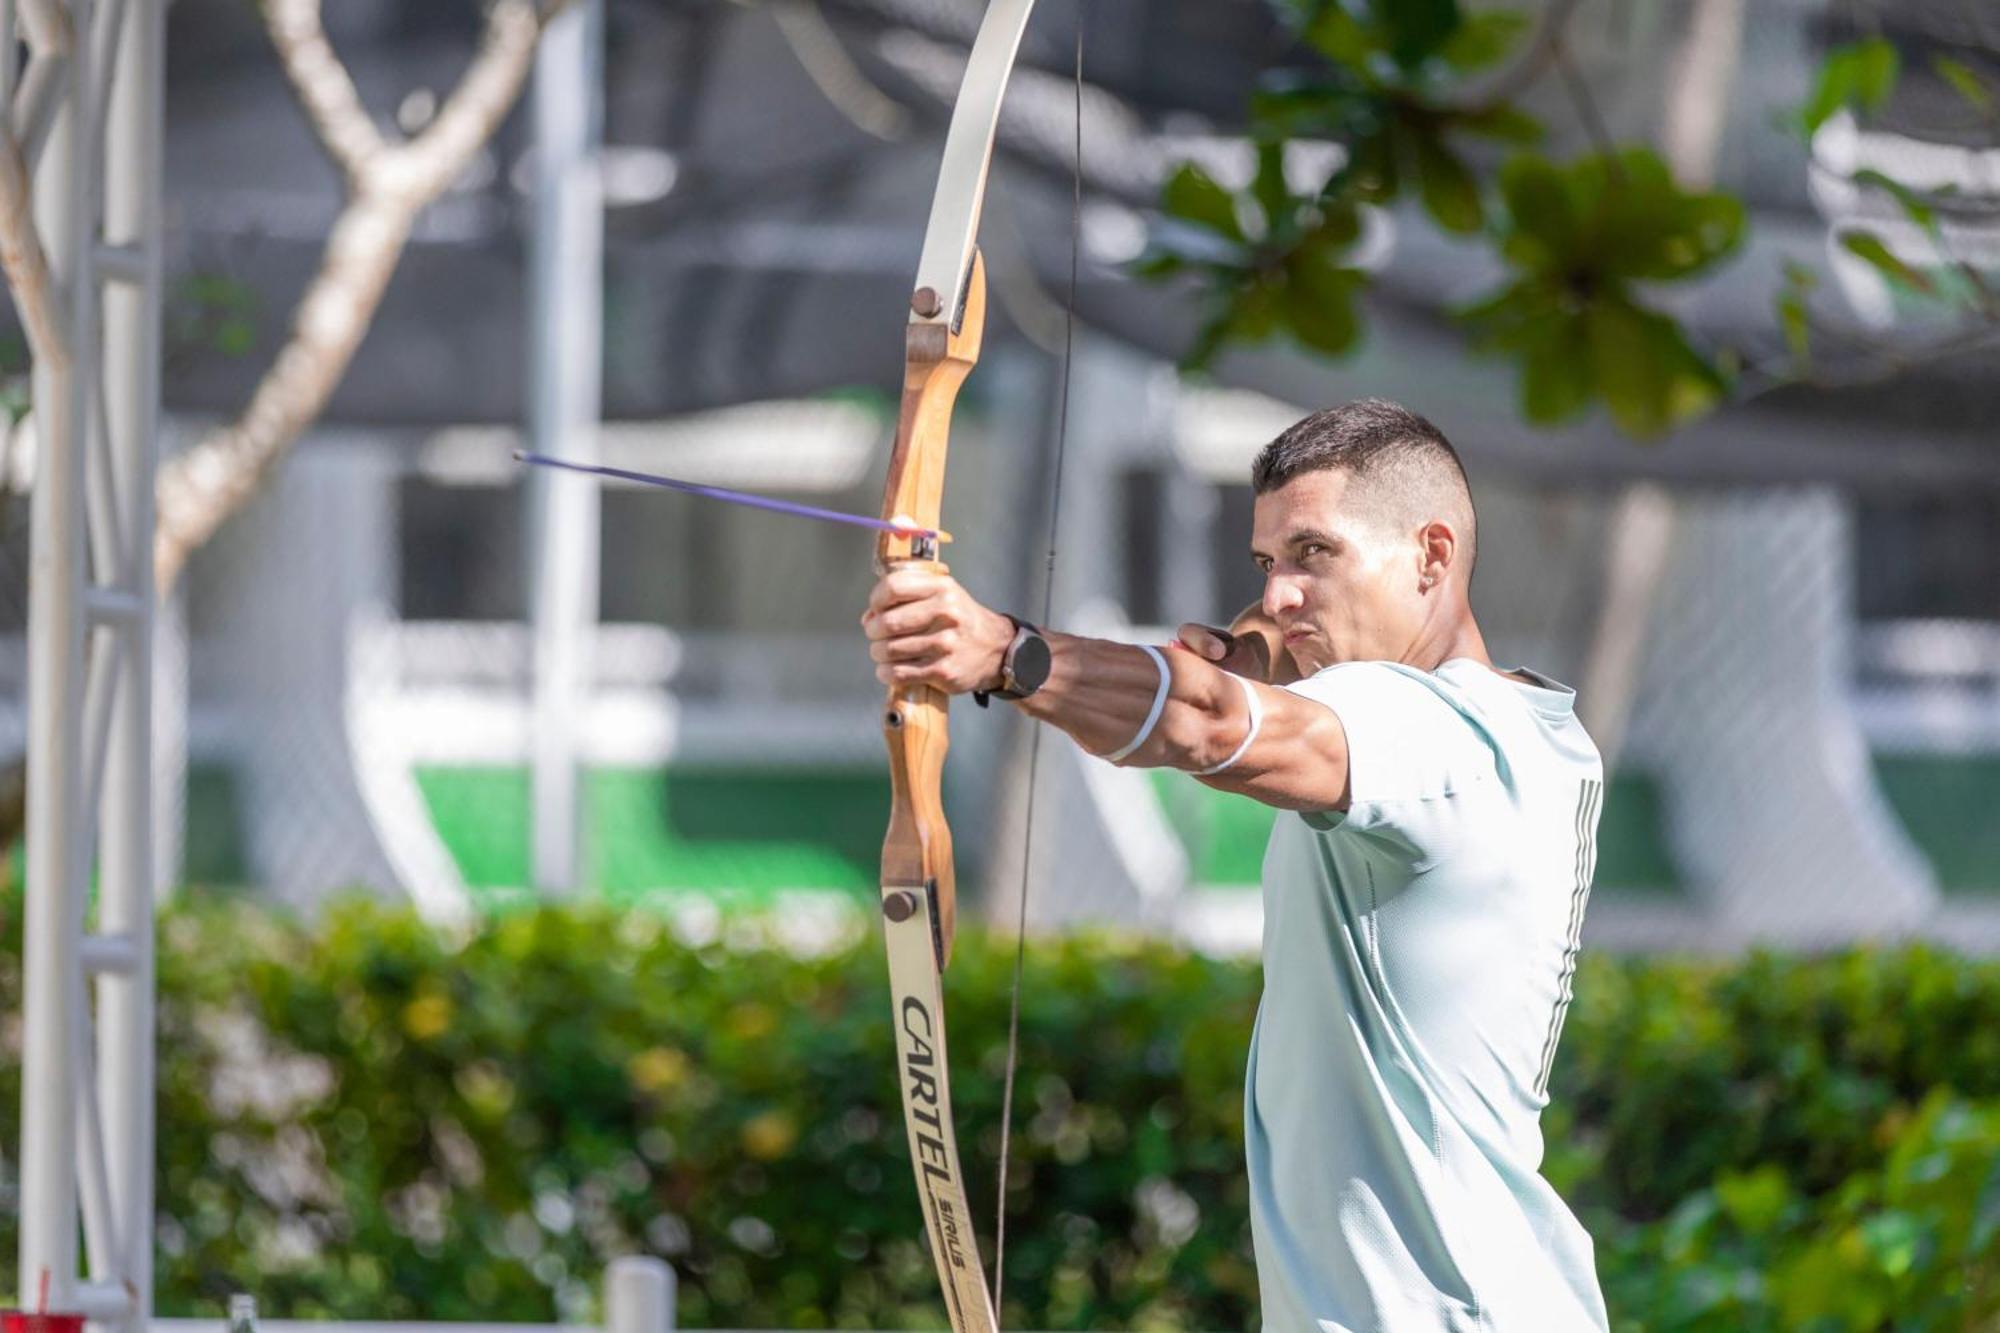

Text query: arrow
(513, 450), (949, 542)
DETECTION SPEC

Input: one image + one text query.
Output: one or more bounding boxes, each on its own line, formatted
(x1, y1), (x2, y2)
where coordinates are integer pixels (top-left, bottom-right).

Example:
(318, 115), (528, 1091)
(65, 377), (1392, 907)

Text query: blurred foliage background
(3, 887), (1995, 1331)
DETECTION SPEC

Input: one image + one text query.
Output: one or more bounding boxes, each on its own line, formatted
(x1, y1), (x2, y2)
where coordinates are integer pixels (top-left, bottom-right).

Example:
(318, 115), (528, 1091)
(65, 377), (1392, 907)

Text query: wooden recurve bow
(875, 3), (1041, 1330)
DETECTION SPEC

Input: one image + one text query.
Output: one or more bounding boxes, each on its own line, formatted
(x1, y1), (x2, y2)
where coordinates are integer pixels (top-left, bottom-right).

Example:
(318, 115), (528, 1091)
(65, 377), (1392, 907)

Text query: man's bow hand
(864, 567), (1015, 695)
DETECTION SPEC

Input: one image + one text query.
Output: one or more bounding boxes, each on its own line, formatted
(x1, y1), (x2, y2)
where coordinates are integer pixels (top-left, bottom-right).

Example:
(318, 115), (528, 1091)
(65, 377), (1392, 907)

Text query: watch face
(1010, 630), (1053, 693)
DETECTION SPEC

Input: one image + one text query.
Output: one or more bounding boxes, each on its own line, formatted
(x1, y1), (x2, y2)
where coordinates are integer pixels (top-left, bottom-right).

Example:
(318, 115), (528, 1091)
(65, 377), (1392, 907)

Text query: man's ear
(1418, 520), (1457, 588)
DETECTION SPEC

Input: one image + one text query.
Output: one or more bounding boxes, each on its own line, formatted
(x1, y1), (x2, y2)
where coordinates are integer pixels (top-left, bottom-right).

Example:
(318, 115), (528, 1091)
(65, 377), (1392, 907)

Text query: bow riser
(877, 257), (989, 567)
(879, 256), (988, 963)
(881, 681), (955, 954)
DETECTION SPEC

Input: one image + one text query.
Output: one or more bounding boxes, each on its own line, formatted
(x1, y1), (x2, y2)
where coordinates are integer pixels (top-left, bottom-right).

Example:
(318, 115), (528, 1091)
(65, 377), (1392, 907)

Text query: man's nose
(1263, 573), (1303, 618)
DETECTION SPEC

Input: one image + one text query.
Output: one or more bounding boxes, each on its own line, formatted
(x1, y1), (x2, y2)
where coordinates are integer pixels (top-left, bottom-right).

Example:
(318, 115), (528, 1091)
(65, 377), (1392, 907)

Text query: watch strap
(974, 615), (1043, 707)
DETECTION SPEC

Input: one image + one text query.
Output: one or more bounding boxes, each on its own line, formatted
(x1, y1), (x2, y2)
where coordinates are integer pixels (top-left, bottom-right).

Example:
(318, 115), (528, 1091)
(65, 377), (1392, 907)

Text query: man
(862, 398), (1608, 1332)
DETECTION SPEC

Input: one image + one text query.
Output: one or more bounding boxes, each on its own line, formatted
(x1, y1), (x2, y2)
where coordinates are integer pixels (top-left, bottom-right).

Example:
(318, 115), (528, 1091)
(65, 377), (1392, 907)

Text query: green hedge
(1, 892), (1997, 1330)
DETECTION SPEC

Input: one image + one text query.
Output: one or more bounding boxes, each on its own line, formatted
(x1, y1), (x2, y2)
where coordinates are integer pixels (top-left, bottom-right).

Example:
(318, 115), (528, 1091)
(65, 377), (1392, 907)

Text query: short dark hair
(1251, 398), (1476, 566)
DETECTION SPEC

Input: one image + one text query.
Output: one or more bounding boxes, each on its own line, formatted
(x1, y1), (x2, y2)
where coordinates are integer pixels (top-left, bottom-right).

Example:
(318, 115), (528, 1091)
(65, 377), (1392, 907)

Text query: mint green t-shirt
(1246, 659), (1608, 1332)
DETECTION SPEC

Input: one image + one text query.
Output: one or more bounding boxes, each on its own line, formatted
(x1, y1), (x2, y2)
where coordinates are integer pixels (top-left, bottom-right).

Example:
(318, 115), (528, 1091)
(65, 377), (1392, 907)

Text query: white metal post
(20, 0), (93, 1309)
(96, 0), (162, 1323)
(604, 1257), (675, 1333)
(525, 0), (604, 895)
(16, 0), (161, 1324)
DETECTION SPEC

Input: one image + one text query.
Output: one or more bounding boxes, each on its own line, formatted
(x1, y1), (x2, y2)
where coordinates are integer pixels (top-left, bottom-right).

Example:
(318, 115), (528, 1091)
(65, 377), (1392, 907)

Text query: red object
(4, 1311), (88, 1333)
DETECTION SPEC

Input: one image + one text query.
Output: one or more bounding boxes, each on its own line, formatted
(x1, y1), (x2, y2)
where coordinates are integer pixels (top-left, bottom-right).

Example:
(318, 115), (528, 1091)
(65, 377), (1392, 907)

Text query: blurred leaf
(1840, 230), (1936, 296)
(1344, 126), (1400, 203)
(1224, 274), (1286, 344)
(1180, 310), (1233, 371)
(1586, 298), (1721, 437)
(1436, 9), (1528, 72)
(1497, 155), (1574, 260)
(1129, 250), (1187, 279)
(1367, 0), (1460, 69)
(1800, 38), (1900, 134)
(1299, 2), (1375, 69)
(216, 318), (256, 358)
(1585, 298), (1670, 435)
(1249, 74), (1379, 144)
(1414, 134), (1484, 233)
(1972, 1157), (2000, 1252)
(1932, 55), (1994, 112)
(1715, 1166), (1797, 1235)
(1282, 236), (1364, 354)
(1777, 289), (1810, 362)
(1162, 162), (1245, 242)
(1518, 322), (1592, 423)
(1456, 103), (1544, 144)
(1591, 149), (1744, 279)
(1251, 141), (1293, 240)
(1852, 167), (1938, 232)
(1311, 200), (1365, 250)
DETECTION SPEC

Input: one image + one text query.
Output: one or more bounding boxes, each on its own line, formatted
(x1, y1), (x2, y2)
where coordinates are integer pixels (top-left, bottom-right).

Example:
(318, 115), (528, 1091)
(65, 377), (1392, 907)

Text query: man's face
(1249, 469), (1425, 674)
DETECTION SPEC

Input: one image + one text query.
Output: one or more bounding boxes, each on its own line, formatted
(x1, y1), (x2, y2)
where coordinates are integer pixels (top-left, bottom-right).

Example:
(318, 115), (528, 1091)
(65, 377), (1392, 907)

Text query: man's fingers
(865, 565), (950, 613)
(867, 598), (956, 644)
(1175, 622), (1235, 662)
(861, 565), (999, 695)
(869, 630), (952, 666)
(872, 641), (958, 687)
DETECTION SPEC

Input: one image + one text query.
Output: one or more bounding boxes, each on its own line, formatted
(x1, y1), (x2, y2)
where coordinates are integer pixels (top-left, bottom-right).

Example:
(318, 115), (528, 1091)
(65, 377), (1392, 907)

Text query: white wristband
(1195, 672), (1264, 776)
(1104, 645), (1171, 764)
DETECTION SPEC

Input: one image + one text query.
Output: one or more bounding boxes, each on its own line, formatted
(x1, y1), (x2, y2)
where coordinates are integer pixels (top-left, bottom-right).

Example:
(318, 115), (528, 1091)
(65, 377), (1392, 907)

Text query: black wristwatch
(974, 615), (1051, 707)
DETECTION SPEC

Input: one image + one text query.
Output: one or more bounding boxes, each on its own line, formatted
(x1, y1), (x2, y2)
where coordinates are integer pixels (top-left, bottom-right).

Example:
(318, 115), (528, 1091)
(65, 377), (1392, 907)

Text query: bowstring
(992, 0), (1084, 1317)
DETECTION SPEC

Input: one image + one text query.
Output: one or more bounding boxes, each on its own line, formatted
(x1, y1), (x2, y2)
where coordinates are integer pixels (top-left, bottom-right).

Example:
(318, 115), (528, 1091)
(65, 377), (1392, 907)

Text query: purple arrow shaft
(513, 451), (939, 540)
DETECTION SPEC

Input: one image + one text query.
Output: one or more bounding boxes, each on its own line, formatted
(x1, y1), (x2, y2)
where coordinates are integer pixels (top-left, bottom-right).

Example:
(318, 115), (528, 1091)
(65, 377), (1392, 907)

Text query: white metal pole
(96, 0), (161, 1325)
(604, 1257), (675, 1333)
(19, 0), (91, 1311)
(526, 0), (604, 895)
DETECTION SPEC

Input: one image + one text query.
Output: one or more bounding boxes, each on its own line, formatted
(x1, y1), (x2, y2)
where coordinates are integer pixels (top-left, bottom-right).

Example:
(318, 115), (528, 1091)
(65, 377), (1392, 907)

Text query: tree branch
(263, 0), (387, 181)
(154, 0), (573, 595)
(1457, 0), (1588, 111)
(0, 136), (67, 369)
(387, 0), (546, 200)
(0, 0), (73, 363)
(1737, 315), (2000, 403)
(1551, 33), (1617, 160)
(771, 0), (911, 142)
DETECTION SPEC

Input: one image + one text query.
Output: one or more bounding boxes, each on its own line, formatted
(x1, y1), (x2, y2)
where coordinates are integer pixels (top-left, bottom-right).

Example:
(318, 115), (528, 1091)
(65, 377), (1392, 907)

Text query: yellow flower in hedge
(727, 1002), (777, 1040)
(629, 1046), (691, 1094)
(456, 1060), (515, 1117)
(403, 992), (453, 1040)
(741, 1109), (797, 1160)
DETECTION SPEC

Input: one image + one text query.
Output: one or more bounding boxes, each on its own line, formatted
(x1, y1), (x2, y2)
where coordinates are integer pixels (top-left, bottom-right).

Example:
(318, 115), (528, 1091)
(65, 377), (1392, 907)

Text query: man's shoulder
(1288, 659), (1474, 718)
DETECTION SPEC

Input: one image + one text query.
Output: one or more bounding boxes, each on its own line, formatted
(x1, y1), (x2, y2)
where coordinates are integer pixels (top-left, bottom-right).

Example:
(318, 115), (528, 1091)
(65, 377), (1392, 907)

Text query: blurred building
(3, 0), (1994, 951)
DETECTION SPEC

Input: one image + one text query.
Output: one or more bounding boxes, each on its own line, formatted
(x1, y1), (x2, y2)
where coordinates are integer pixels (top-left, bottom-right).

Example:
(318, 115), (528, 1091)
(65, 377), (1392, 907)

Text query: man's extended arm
(864, 569), (1351, 812)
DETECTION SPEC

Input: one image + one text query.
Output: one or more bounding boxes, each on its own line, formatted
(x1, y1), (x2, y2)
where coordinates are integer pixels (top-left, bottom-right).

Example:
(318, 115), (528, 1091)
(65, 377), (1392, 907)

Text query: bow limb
(878, 5), (1038, 1330)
